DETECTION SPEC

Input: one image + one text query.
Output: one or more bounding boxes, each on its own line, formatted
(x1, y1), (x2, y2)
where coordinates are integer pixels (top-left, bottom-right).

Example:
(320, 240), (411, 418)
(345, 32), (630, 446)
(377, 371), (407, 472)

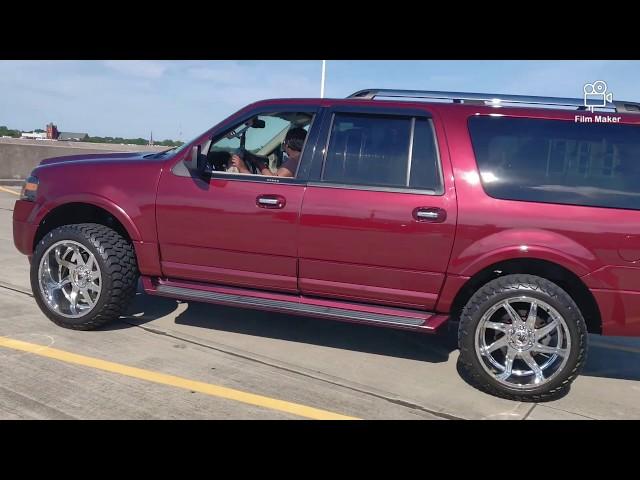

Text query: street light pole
(320, 60), (326, 98)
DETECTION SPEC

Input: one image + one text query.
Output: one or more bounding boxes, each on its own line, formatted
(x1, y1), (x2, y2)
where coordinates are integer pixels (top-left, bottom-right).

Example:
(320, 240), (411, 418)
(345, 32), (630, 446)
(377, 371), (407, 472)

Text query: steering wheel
(236, 148), (267, 175)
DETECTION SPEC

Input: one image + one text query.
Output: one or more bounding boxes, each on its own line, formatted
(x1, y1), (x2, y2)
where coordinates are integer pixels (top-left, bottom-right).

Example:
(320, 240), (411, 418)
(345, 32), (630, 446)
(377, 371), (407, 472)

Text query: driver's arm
(230, 154), (251, 174)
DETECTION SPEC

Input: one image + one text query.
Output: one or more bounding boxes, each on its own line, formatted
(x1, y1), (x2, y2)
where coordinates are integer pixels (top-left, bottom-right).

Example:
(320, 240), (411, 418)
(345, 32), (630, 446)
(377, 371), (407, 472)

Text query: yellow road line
(0, 186), (20, 196)
(0, 336), (358, 420)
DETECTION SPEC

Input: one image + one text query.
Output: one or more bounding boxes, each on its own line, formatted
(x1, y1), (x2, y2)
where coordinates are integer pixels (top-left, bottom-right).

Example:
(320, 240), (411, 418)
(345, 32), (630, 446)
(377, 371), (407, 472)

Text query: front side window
(207, 112), (314, 178)
(322, 113), (442, 192)
(468, 116), (640, 210)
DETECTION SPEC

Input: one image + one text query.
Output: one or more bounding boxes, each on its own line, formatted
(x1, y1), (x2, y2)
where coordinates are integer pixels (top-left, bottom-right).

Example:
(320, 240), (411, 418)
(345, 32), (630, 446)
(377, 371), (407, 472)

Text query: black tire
(458, 274), (588, 402)
(31, 223), (138, 330)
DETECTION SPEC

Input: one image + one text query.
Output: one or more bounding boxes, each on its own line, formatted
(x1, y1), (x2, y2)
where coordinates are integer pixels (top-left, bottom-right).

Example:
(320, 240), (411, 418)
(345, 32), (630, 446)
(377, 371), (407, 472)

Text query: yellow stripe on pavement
(0, 336), (358, 420)
(0, 186), (19, 196)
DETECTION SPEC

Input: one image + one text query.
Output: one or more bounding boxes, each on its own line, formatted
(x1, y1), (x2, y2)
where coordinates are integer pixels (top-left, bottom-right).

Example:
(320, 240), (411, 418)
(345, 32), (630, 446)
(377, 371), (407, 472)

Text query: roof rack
(347, 89), (640, 114)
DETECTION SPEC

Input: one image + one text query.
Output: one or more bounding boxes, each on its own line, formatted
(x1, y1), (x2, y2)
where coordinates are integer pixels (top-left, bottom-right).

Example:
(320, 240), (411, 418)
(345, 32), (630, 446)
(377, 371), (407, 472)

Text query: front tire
(31, 223), (138, 330)
(458, 274), (588, 401)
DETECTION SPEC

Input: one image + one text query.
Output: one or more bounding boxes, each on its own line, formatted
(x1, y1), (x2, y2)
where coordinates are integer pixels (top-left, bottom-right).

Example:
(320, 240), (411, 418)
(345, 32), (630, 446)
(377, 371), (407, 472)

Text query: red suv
(13, 88), (640, 401)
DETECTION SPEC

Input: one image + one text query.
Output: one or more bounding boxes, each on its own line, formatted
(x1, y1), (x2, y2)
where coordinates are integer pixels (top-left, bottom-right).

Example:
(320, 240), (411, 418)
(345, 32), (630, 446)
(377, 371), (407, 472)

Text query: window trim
(315, 108), (444, 195)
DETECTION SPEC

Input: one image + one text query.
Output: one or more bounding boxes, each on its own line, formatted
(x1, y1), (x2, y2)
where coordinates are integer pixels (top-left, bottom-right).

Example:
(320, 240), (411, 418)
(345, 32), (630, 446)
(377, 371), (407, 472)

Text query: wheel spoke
(531, 343), (567, 357)
(535, 319), (559, 341)
(521, 351), (545, 384)
(525, 301), (538, 330)
(497, 348), (518, 381)
(55, 278), (71, 290)
(80, 288), (94, 307)
(87, 281), (100, 292)
(69, 285), (79, 315)
(484, 321), (508, 333)
(86, 256), (95, 271)
(502, 302), (523, 326)
(485, 335), (508, 354)
(54, 248), (74, 270)
(71, 246), (86, 266)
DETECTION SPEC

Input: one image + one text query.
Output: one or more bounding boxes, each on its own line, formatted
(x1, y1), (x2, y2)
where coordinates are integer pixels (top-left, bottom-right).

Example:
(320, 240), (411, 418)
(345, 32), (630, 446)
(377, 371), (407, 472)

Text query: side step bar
(151, 282), (447, 333)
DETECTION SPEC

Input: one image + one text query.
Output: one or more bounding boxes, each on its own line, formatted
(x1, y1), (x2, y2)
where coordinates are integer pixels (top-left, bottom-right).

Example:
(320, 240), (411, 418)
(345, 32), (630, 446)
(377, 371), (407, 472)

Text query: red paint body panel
(298, 259), (441, 309)
(13, 97), (640, 337)
(591, 289), (640, 336)
(298, 187), (457, 310)
(435, 274), (471, 313)
(12, 153), (163, 266)
(133, 241), (162, 276)
(155, 173), (304, 292)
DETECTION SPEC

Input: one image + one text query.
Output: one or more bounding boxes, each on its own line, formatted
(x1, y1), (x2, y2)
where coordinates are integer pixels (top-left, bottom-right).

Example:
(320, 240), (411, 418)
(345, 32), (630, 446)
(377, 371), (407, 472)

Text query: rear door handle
(256, 194), (286, 209)
(413, 207), (446, 223)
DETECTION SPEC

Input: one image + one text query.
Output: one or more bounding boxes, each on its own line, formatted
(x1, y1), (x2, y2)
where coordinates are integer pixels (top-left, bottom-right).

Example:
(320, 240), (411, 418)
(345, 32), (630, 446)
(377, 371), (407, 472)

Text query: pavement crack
(122, 319), (464, 420)
(0, 384), (77, 419)
(522, 403), (537, 420)
(0, 281), (33, 297)
(536, 404), (596, 420)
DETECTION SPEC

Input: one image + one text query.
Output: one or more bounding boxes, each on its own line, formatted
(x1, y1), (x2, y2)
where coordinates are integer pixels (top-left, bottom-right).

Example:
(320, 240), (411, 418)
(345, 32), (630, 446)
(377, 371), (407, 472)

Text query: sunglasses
(281, 140), (301, 152)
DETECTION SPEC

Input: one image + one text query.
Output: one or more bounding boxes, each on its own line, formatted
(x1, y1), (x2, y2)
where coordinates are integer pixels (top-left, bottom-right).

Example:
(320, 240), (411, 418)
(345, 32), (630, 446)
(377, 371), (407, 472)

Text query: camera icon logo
(584, 81), (613, 113)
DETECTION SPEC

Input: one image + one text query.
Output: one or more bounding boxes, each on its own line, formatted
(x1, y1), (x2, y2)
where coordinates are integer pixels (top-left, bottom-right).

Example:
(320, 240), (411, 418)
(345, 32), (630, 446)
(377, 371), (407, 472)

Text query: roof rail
(347, 89), (640, 114)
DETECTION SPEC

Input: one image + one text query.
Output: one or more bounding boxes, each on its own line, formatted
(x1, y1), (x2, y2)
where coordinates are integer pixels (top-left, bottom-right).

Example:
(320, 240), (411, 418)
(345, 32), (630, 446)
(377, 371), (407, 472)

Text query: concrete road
(1, 186), (639, 419)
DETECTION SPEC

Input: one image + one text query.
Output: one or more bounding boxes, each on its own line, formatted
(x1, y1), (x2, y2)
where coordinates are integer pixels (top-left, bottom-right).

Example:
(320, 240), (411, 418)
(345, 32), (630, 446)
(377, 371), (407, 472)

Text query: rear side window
(322, 113), (443, 193)
(468, 116), (640, 210)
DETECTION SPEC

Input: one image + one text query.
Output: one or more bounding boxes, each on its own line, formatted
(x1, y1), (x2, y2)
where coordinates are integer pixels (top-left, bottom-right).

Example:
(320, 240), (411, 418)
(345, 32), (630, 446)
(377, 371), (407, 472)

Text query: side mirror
(186, 145), (206, 174)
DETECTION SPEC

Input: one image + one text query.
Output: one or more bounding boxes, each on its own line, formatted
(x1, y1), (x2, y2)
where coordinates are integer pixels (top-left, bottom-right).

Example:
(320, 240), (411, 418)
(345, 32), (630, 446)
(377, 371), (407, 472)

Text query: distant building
(57, 132), (88, 141)
(46, 122), (59, 140)
(21, 131), (48, 140)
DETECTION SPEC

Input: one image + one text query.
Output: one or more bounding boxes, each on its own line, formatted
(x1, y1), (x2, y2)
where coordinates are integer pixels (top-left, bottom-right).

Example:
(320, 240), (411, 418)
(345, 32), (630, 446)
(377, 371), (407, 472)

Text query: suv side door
(155, 104), (322, 293)
(297, 104), (457, 310)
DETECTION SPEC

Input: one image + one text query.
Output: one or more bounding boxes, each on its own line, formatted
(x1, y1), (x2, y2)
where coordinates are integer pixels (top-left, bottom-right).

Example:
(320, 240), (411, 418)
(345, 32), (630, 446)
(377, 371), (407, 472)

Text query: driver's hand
(230, 154), (250, 173)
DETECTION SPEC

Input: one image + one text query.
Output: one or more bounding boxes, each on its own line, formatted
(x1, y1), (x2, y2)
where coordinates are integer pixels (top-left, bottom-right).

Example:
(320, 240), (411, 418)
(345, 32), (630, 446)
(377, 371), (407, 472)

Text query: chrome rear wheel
(475, 296), (571, 391)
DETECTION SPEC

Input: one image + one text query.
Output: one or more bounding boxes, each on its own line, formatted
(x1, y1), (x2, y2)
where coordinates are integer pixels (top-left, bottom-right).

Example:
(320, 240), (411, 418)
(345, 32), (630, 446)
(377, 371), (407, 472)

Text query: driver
(230, 127), (307, 178)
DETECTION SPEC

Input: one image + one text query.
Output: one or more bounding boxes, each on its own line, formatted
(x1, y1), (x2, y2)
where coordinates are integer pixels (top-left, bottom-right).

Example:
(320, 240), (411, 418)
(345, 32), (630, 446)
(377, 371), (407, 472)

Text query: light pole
(320, 60), (326, 98)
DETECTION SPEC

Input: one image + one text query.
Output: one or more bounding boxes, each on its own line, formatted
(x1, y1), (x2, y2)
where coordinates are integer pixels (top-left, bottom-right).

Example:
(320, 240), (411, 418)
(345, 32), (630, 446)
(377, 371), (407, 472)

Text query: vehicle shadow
(582, 336), (640, 382)
(109, 290), (457, 363)
(110, 289), (640, 380)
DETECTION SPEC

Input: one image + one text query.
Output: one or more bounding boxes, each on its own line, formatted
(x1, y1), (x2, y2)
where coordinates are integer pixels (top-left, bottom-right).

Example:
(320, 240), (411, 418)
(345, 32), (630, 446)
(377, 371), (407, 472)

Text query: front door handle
(413, 207), (446, 223)
(256, 194), (286, 209)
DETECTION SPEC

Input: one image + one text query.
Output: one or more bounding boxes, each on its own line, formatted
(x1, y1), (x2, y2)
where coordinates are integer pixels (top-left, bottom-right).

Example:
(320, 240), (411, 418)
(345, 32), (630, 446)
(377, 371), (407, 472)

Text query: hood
(39, 151), (155, 166)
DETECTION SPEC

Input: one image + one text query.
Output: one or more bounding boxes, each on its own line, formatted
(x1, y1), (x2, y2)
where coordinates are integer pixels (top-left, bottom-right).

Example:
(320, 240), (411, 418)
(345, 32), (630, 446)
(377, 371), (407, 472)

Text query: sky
(1, 60), (639, 141)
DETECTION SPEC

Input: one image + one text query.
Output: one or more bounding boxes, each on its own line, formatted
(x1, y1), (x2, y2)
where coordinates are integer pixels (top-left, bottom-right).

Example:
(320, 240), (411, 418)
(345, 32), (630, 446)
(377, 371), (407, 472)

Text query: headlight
(20, 176), (39, 201)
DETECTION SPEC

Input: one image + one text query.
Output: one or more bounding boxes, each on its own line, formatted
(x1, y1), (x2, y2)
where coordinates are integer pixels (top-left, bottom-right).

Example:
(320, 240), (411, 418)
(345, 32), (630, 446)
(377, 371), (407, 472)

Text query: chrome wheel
(38, 240), (102, 318)
(474, 296), (571, 391)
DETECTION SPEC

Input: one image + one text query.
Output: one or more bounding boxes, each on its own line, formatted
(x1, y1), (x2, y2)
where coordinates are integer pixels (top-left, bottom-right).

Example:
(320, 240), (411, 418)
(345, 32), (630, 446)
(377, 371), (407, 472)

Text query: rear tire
(458, 274), (587, 401)
(31, 223), (138, 330)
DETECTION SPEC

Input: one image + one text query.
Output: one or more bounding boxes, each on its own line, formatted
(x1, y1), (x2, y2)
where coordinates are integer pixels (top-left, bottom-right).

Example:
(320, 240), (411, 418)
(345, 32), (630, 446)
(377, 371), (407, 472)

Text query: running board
(153, 283), (446, 332)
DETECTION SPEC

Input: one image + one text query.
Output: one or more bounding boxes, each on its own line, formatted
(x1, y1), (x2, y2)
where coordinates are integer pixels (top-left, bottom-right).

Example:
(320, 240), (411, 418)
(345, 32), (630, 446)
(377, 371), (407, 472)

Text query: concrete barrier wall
(0, 139), (167, 179)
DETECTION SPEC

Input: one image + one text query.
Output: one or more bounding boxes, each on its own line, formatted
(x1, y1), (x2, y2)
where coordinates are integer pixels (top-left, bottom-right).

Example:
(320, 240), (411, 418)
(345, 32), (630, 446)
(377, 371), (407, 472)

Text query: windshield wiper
(146, 147), (177, 158)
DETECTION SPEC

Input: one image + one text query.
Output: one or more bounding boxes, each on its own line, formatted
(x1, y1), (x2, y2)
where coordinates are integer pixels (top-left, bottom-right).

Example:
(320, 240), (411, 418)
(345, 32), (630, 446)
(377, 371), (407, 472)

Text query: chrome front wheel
(38, 240), (102, 318)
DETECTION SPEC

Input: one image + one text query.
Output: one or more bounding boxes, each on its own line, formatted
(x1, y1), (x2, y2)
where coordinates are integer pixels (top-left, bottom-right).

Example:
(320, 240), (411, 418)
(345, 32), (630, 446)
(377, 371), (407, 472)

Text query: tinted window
(468, 116), (640, 210)
(410, 118), (442, 191)
(322, 113), (442, 192)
